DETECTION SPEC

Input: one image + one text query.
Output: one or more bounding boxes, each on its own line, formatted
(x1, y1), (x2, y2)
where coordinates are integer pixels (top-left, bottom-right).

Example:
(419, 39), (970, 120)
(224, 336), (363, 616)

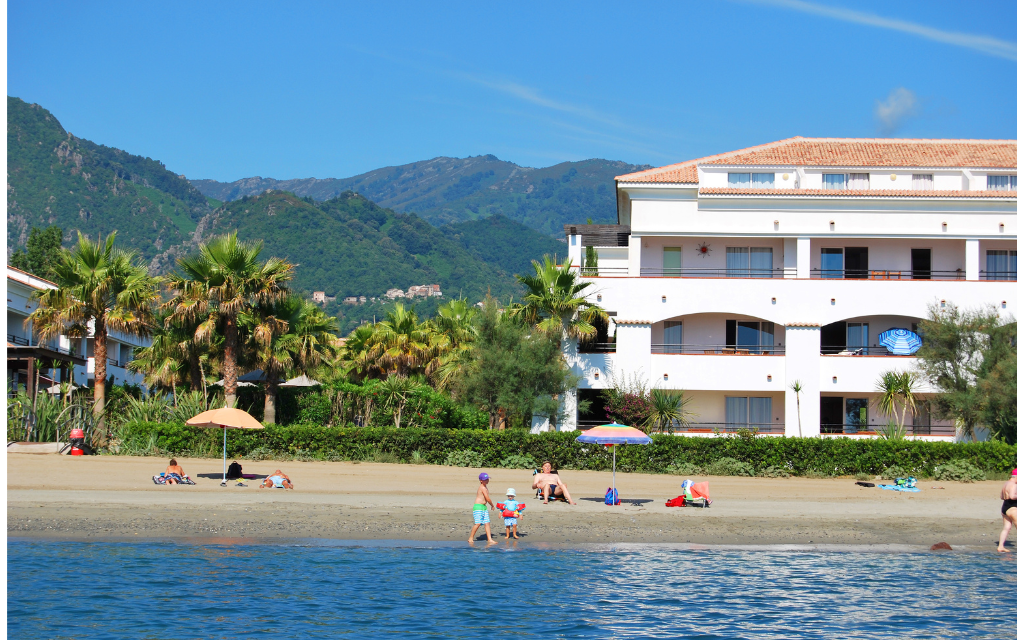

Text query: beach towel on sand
(878, 485), (920, 492)
(152, 474), (196, 485)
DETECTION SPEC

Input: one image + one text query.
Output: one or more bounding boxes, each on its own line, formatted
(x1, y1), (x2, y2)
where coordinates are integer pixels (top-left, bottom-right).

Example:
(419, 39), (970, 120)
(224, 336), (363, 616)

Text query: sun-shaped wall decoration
(696, 242), (712, 258)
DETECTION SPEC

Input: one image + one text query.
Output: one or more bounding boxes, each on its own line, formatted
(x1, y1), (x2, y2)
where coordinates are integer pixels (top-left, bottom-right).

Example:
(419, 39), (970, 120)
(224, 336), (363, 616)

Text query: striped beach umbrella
(576, 423), (652, 503)
(878, 328), (923, 355)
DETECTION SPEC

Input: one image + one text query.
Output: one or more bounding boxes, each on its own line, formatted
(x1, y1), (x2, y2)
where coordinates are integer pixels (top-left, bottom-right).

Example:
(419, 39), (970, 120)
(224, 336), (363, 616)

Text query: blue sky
(8, 0), (1017, 181)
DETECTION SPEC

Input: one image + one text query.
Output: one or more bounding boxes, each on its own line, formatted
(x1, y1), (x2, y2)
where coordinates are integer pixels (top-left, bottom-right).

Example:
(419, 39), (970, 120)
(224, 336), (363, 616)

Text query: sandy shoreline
(7, 454), (1015, 551)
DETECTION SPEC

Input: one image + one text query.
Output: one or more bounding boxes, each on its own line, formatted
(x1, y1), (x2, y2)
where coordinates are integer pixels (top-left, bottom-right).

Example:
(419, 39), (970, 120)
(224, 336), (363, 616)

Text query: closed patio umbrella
(878, 328), (923, 355)
(186, 408), (264, 486)
(575, 422), (652, 504)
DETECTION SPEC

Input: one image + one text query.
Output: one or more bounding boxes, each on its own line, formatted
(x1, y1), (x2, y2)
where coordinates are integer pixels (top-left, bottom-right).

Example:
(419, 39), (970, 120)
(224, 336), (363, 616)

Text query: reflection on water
(8, 540), (1017, 639)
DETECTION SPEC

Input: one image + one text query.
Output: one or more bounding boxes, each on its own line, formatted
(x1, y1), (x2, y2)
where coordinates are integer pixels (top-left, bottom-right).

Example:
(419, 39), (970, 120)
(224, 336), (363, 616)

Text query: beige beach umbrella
(186, 408), (264, 486)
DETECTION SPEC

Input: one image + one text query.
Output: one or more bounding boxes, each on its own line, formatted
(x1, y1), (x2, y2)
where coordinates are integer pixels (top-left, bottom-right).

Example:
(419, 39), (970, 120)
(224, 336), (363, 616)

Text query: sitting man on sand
(164, 459), (186, 485)
(260, 470), (294, 489)
(532, 461), (576, 505)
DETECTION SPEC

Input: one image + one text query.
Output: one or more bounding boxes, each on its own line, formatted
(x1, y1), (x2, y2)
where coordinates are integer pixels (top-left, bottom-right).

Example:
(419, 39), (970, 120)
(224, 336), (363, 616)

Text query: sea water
(8, 539), (1016, 639)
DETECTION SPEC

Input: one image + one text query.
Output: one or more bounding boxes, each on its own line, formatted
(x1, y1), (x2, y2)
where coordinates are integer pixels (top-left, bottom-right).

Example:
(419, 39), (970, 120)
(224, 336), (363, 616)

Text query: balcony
(677, 422), (784, 434)
(579, 266), (628, 277)
(579, 342), (616, 354)
(641, 268), (786, 279)
(820, 346), (917, 356)
(7, 333), (83, 361)
(821, 423), (954, 437)
(653, 344), (784, 355)
(811, 269), (967, 280)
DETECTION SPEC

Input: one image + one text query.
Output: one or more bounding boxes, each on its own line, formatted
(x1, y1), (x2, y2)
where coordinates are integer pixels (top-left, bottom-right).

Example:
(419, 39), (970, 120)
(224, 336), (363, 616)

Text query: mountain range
(190, 155), (648, 236)
(6, 97), (570, 320)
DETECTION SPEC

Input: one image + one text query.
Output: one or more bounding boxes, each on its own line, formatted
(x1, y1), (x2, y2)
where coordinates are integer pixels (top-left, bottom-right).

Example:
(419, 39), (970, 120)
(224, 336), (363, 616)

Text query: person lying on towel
(165, 459), (186, 484)
(260, 470), (294, 489)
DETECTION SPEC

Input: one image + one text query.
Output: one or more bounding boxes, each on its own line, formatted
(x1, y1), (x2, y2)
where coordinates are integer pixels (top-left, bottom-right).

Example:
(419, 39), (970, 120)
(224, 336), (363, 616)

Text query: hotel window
(987, 175), (1017, 191)
(823, 174), (847, 190)
(726, 397), (772, 429)
(846, 322), (869, 354)
(663, 247), (681, 276)
(728, 173), (775, 188)
(726, 319), (775, 353)
(985, 250), (1017, 280)
(912, 174), (934, 190)
(848, 173), (869, 189)
(662, 321), (683, 353)
(844, 398), (868, 434)
(726, 247), (773, 277)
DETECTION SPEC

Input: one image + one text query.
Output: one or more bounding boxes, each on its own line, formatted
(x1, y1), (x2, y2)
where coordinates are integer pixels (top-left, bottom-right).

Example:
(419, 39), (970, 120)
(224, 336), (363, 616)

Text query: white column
(796, 237), (811, 279)
(784, 325), (821, 437)
(558, 336), (580, 431)
(628, 235), (642, 277)
(613, 321), (652, 389)
(567, 234), (583, 269)
(965, 239), (980, 280)
(783, 238), (798, 278)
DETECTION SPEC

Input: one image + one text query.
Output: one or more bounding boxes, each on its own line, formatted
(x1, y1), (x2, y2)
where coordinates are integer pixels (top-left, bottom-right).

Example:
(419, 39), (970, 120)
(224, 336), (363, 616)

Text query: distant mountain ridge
(191, 155), (649, 236)
(7, 96), (213, 271)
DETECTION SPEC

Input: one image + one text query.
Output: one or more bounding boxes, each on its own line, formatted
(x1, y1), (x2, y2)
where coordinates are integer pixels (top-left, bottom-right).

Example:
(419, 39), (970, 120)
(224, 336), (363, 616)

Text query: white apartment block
(7, 265), (149, 396)
(561, 138), (1016, 441)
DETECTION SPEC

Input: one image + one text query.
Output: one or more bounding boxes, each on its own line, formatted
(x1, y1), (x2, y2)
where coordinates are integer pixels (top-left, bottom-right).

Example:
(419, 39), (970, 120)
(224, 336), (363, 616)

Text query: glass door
(750, 247), (773, 278)
(663, 321), (682, 354)
(726, 247), (749, 277)
(844, 398), (868, 434)
(821, 248), (843, 279)
(663, 247), (681, 277)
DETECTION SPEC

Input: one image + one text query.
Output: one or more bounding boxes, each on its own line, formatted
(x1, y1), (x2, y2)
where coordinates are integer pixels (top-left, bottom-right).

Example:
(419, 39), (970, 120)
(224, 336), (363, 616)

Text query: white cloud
(875, 87), (919, 135)
(743, 0), (1016, 61)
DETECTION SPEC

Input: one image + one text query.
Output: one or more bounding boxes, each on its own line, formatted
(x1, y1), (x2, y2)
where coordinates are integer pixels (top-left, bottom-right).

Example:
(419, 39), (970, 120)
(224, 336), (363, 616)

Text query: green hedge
(115, 423), (1017, 476)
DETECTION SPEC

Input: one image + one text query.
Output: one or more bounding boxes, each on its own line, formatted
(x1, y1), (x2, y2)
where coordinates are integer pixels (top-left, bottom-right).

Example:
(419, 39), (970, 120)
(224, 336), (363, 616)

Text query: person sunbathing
(164, 459), (186, 485)
(260, 470), (294, 489)
(532, 461), (576, 505)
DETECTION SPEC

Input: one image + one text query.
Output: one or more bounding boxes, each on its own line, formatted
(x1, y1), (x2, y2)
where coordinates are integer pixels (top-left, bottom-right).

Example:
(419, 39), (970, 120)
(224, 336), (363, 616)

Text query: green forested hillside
(441, 214), (566, 277)
(7, 96), (212, 268)
(191, 155), (648, 236)
(205, 191), (527, 302)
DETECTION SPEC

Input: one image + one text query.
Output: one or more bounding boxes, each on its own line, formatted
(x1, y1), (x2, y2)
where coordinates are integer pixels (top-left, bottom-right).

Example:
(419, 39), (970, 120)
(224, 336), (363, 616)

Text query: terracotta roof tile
(699, 188), (1016, 198)
(617, 137), (1017, 184)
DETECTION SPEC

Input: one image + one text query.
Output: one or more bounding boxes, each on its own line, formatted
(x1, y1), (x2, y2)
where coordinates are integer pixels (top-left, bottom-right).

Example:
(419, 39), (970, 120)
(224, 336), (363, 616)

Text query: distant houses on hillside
(385, 284), (442, 300)
(315, 284), (442, 306)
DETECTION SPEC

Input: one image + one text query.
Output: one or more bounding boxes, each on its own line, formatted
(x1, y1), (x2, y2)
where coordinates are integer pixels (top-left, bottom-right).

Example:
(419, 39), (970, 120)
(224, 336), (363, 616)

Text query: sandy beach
(6, 453), (1014, 550)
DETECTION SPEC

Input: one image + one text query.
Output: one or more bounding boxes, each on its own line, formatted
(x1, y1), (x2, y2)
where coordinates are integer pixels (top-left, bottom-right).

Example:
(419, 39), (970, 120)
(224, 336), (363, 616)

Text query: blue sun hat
(479, 473), (490, 481)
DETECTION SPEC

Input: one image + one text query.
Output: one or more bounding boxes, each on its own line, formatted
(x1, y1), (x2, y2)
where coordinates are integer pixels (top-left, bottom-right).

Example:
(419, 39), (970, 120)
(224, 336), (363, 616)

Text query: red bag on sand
(665, 496), (686, 507)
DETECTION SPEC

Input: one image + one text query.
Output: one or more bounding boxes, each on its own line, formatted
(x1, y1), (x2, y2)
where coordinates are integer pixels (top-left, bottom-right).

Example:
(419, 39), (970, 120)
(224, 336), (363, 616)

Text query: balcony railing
(821, 423), (954, 436)
(641, 268), (785, 279)
(677, 422), (783, 434)
(982, 271), (1018, 281)
(579, 267), (628, 277)
(653, 344), (785, 355)
(820, 347), (917, 356)
(7, 333), (77, 357)
(811, 269), (966, 280)
(576, 421), (783, 434)
(579, 342), (616, 354)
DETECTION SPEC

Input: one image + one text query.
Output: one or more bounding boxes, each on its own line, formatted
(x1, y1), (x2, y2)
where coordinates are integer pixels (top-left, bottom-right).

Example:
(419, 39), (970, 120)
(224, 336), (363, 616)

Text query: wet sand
(6, 454), (1014, 551)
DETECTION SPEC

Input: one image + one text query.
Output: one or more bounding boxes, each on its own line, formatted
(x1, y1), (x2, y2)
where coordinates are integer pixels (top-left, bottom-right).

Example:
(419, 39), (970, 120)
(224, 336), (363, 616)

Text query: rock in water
(930, 542), (953, 551)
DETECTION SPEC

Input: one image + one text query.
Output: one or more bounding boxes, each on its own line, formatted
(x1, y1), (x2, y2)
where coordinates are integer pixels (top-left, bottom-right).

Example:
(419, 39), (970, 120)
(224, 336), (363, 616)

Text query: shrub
(106, 423), (1017, 476)
(804, 469), (833, 479)
(881, 466), (911, 480)
(244, 446), (275, 461)
(854, 472), (872, 481)
(759, 466), (791, 478)
(444, 449), (486, 468)
(497, 453), (537, 469)
(705, 457), (755, 477)
(665, 462), (703, 476)
(934, 459), (986, 483)
(410, 451), (428, 465)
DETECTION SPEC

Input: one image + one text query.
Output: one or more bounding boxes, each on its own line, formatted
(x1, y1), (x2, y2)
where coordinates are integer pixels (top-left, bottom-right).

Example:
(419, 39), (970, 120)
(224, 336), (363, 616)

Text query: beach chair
(532, 468), (568, 502)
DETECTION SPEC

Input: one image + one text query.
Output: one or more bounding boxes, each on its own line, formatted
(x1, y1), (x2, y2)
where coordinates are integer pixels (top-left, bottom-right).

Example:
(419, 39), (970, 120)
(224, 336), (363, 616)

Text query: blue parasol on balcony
(878, 328), (923, 355)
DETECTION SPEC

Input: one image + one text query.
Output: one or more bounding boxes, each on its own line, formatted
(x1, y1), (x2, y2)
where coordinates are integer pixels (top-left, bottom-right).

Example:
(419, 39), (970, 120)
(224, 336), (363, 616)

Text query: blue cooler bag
(605, 487), (620, 505)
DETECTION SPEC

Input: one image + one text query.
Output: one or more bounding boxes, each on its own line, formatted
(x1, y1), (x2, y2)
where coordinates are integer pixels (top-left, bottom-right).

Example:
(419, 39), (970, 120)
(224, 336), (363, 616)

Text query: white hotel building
(561, 138), (1016, 440)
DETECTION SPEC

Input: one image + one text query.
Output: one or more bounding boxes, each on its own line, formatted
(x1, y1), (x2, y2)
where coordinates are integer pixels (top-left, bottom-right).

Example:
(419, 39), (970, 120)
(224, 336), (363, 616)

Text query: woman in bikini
(997, 469), (1016, 553)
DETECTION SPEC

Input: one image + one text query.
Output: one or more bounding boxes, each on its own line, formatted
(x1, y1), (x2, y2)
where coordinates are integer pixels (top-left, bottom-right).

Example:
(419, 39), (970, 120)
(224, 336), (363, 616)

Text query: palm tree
(338, 323), (383, 381)
(128, 318), (186, 403)
(378, 374), (420, 428)
(243, 297), (339, 423)
(28, 231), (159, 434)
(790, 380), (804, 437)
(166, 233), (293, 408)
(874, 370), (919, 430)
(427, 298), (479, 390)
(510, 255), (606, 339)
(645, 388), (694, 434)
(372, 303), (434, 377)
